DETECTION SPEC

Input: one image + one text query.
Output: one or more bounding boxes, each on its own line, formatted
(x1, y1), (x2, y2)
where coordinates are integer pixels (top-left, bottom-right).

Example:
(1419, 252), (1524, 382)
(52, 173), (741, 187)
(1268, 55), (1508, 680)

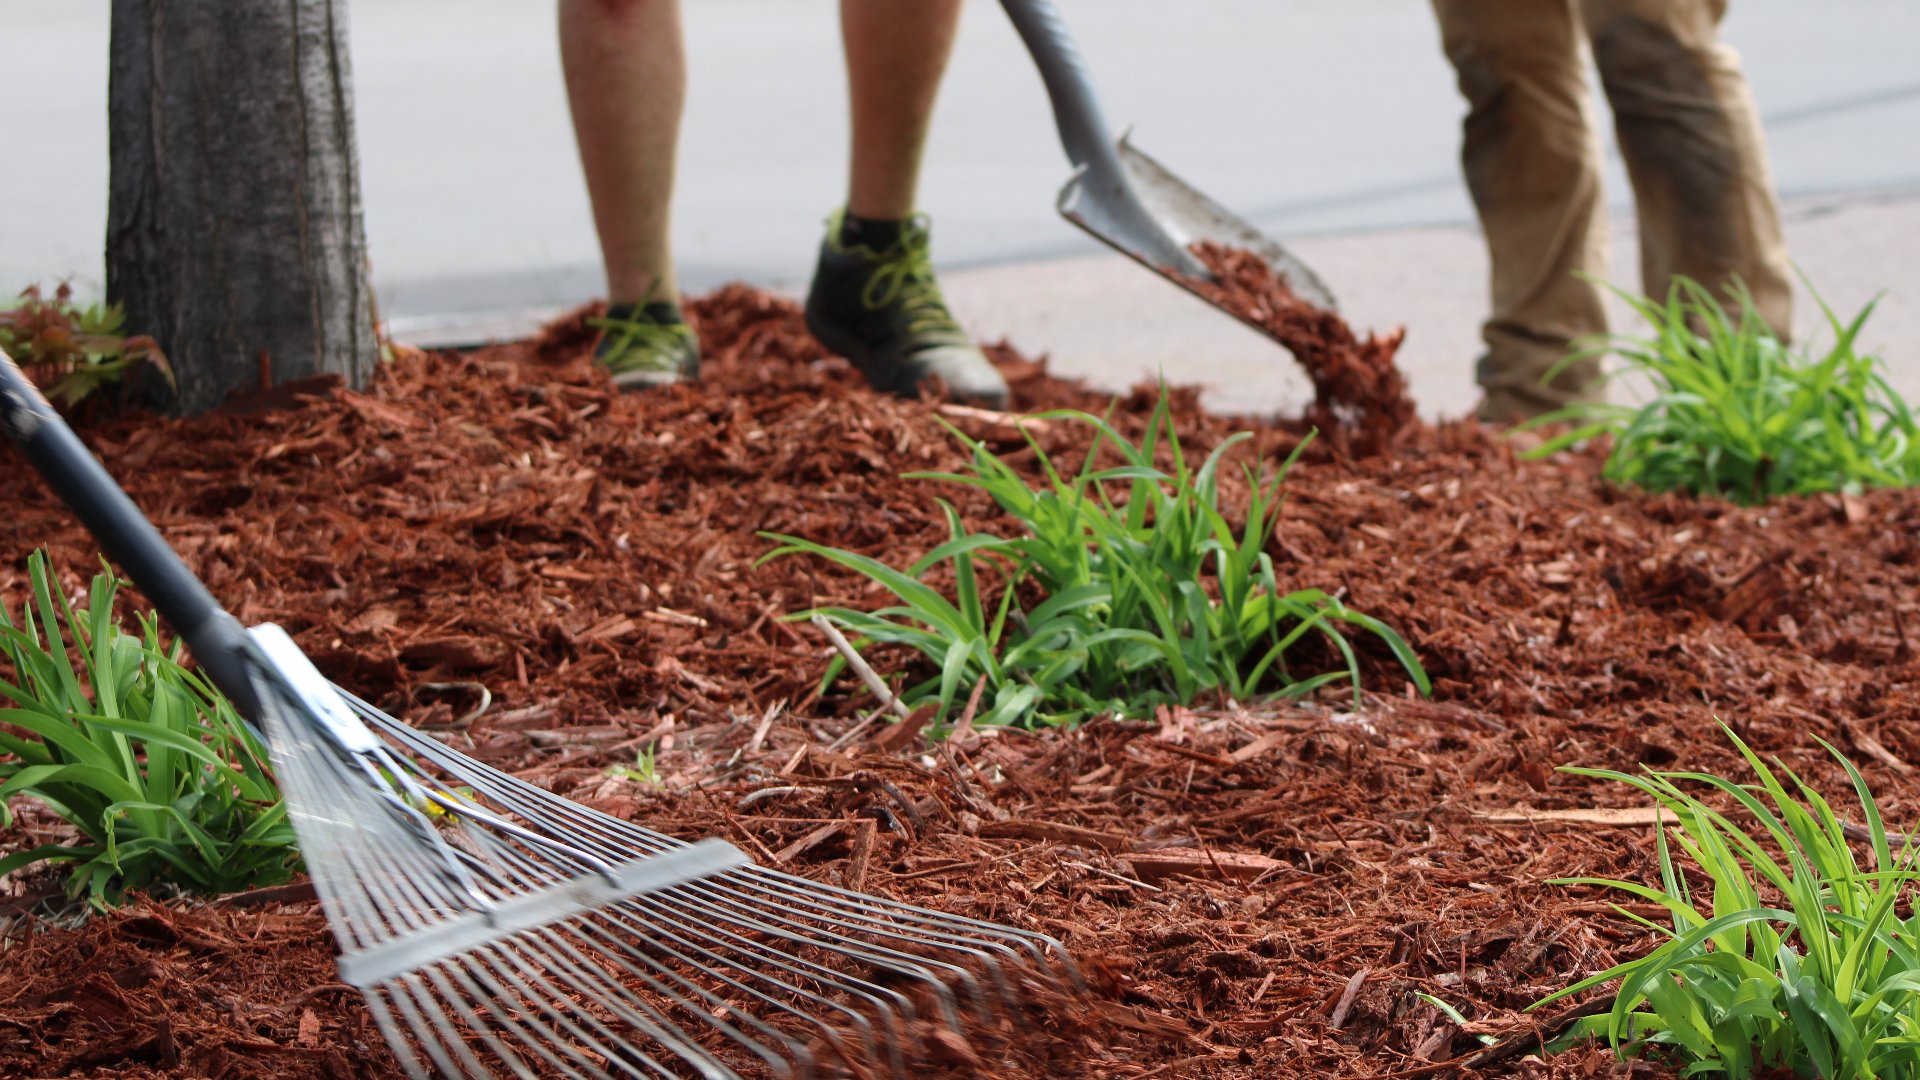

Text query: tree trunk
(107, 0), (375, 416)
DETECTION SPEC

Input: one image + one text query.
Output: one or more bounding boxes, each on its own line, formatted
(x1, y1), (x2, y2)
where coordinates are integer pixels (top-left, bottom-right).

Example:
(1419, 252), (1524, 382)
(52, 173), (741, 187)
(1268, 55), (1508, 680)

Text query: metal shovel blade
(1057, 133), (1340, 315)
(998, 0), (1339, 330)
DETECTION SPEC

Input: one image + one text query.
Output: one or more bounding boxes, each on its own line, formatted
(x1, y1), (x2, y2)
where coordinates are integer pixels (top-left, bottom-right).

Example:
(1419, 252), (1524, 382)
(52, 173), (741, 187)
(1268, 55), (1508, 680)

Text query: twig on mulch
(218, 881), (320, 908)
(746, 701), (782, 756)
(868, 706), (932, 754)
(414, 680), (493, 729)
(810, 614), (910, 721)
(1328, 966), (1371, 1031)
(1838, 715), (1914, 776)
(1445, 995), (1618, 1076)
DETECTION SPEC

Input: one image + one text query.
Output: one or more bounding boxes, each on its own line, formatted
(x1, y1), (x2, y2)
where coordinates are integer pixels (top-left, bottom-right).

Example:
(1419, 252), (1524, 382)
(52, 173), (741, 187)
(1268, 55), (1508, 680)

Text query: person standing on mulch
(1431, 0), (1793, 423)
(559, 0), (1008, 408)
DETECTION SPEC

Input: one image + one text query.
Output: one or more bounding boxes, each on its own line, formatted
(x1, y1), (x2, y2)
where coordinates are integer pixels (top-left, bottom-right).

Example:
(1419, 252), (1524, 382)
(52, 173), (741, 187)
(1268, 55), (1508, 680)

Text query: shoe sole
(607, 369), (692, 392)
(806, 308), (1008, 407)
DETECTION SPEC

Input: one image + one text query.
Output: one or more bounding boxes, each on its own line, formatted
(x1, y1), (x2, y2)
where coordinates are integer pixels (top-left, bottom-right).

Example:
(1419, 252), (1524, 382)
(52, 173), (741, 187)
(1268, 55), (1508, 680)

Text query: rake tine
(460, 793), (973, 1038)
(372, 811), (813, 1075)
(359, 847), (769, 1076)
(366, 718), (981, 1012)
(343, 684), (1088, 1054)
(517, 800), (1057, 1022)
(263, 687), (752, 1080)
(673, 885), (973, 1030)
(703, 873), (1021, 1015)
(443, 943), (649, 1078)
(463, 826), (904, 1058)
(506, 925), (785, 1077)
(413, 964), (564, 1079)
(566, 902), (878, 1072)
(388, 966), (494, 1078)
(360, 863), (752, 1077)
(356, 688), (1082, 998)
(473, 830), (905, 1074)
(766, 867), (1080, 983)
(362, 992), (433, 1080)
(459, 943), (702, 1079)
(267, 691), (507, 1079)
(383, 821), (844, 1074)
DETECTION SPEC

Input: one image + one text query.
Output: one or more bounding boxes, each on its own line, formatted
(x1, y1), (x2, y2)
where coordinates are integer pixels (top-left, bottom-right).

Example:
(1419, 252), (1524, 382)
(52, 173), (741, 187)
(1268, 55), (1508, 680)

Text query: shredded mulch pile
(1187, 241), (1416, 449)
(0, 899), (399, 1079)
(2, 283), (1918, 1077)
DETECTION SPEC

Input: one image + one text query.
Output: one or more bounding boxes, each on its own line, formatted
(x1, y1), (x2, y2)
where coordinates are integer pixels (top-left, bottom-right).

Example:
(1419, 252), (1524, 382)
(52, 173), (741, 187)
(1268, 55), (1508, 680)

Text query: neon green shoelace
(590, 310), (690, 372)
(858, 225), (962, 339)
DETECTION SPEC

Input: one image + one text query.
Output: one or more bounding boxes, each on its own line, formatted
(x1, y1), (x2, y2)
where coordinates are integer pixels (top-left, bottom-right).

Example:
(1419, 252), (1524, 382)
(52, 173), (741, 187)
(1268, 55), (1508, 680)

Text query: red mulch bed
(2, 283), (1917, 1078)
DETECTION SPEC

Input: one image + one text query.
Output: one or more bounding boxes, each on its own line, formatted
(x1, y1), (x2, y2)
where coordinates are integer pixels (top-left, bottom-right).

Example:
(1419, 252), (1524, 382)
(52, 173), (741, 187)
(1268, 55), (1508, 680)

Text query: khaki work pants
(1431, 0), (1793, 422)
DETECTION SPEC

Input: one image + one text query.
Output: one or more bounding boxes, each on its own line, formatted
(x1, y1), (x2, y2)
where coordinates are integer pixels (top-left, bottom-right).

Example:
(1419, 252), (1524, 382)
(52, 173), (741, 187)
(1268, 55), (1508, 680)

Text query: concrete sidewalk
(939, 185), (1920, 420)
(390, 184), (1920, 423)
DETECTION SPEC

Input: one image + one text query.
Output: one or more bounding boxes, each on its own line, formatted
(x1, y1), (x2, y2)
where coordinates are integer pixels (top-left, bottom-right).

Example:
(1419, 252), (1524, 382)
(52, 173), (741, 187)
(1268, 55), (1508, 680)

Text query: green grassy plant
(0, 551), (296, 907)
(1521, 275), (1918, 505)
(607, 742), (662, 788)
(0, 283), (172, 407)
(1537, 727), (1920, 1078)
(760, 392), (1427, 729)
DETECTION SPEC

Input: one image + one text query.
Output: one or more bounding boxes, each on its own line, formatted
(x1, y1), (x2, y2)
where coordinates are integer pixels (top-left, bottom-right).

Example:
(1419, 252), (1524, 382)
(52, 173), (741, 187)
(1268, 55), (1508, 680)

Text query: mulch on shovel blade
(1186, 241), (1417, 450)
(2, 282), (1918, 1077)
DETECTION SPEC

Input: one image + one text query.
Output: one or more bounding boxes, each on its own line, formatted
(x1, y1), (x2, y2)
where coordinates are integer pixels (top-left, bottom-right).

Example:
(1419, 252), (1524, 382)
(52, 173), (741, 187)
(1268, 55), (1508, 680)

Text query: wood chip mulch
(2, 283), (1917, 1077)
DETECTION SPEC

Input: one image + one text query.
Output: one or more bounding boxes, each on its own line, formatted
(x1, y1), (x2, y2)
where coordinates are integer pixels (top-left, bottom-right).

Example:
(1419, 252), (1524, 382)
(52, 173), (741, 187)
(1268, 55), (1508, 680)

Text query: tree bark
(107, 0), (375, 416)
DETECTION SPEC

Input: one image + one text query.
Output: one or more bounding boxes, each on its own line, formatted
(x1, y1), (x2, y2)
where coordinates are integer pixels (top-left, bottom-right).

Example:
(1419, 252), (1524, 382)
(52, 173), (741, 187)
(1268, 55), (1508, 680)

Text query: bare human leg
(840, 0), (966, 220)
(559, 0), (685, 306)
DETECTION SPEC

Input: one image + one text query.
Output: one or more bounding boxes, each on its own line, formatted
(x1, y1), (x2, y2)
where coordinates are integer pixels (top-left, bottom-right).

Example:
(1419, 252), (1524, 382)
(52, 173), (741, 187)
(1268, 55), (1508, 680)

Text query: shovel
(999, 0), (1339, 314)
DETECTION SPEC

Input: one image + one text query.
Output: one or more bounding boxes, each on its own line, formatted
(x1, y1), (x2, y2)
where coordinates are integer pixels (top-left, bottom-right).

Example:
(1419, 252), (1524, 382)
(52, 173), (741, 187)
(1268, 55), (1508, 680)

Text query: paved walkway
(942, 185), (1920, 420)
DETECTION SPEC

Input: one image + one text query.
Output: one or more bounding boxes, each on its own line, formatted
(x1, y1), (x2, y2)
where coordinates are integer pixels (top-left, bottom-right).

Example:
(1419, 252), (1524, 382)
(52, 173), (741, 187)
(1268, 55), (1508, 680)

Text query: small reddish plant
(0, 283), (172, 407)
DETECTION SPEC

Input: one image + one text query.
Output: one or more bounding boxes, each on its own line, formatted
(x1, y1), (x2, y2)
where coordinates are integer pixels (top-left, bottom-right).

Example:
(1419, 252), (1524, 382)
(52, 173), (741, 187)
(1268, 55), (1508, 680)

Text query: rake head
(251, 631), (1084, 1078)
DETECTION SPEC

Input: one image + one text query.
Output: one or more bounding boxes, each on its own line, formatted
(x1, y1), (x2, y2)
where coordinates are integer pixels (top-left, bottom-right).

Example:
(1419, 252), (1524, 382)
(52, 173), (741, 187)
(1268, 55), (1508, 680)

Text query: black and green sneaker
(804, 210), (1009, 408)
(590, 298), (700, 391)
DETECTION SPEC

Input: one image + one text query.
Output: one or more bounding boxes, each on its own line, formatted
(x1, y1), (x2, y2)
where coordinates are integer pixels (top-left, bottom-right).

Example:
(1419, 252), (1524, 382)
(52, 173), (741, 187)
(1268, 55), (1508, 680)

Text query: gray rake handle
(0, 348), (261, 718)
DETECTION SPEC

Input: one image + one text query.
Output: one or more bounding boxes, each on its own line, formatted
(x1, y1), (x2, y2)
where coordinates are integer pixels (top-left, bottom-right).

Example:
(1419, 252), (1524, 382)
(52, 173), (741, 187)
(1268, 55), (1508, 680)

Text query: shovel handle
(999, 0), (1125, 178)
(0, 348), (259, 718)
